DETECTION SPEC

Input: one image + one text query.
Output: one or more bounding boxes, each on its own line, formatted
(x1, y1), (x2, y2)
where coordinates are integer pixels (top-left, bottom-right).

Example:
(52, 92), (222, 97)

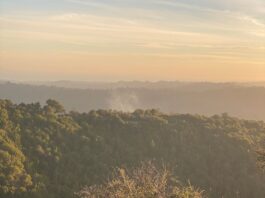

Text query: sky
(0, 0), (264, 82)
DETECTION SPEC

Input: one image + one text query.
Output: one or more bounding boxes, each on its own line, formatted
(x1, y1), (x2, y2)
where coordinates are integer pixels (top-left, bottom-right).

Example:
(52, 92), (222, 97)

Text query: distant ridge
(2, 80), (265, 89)
(1, 81), (265, 120)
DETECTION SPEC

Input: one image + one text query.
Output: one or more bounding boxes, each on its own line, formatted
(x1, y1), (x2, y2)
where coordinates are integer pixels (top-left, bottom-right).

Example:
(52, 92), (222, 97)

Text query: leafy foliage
(257, 150), (265, 170)
(0, 99), (265, 197)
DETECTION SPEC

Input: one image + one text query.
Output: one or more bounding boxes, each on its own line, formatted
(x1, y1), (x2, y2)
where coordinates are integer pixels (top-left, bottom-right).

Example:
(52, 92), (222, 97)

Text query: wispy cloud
(1, 10), (264, 57)
(238, 15), (265, 27)
(0, 0), (264, 81)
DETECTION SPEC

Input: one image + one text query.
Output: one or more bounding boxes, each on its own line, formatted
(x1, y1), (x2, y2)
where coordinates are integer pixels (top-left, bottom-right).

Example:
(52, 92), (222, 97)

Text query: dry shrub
(77, 162), (205, 198)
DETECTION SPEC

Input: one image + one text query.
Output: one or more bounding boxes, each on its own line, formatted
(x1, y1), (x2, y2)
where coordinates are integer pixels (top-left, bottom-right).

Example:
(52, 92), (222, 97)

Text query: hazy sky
(0, 0), (264, 81)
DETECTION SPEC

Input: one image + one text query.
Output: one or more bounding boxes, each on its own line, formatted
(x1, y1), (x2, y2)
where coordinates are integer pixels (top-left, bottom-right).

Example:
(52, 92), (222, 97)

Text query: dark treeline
(1, 82), (265, 120)
(0, 99), (265, 198)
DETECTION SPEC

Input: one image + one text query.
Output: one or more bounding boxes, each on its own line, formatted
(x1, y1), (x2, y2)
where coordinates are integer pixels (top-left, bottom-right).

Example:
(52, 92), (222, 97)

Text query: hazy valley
(1, 81), (265, 120)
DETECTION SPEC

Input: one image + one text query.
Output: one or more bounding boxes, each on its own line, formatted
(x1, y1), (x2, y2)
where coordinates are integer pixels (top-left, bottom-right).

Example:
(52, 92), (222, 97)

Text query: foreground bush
(77, 162), (205, 198)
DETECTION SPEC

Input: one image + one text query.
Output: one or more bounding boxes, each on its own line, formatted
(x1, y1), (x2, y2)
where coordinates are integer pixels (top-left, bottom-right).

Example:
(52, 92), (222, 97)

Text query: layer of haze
(0, 0), (264, 81)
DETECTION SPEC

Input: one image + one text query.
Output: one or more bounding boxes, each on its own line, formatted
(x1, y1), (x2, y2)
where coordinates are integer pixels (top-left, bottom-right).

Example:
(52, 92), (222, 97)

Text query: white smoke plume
(108, 91), (139, 112)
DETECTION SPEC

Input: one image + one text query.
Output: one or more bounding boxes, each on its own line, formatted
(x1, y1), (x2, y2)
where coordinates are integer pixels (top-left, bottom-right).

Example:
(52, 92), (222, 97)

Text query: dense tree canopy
(0, 99), (265, 198)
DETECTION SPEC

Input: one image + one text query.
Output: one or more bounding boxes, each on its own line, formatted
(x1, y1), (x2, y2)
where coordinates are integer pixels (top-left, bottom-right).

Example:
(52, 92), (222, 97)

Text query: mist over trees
(0, 99), (265, 198)
(1, 81), (265, 120)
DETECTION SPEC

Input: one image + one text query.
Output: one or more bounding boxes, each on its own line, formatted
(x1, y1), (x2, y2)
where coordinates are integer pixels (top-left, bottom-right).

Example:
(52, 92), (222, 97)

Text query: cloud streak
(0, 0), (264, 81)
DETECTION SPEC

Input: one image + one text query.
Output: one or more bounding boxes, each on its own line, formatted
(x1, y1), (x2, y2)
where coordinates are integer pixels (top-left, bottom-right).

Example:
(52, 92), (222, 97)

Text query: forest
(1, 99), (265, 197)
